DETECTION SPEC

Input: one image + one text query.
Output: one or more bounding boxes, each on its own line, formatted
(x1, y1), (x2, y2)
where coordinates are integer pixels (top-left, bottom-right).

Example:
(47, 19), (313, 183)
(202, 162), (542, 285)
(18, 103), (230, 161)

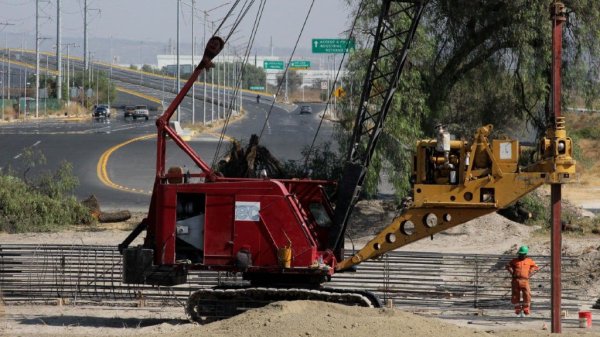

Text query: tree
(141, 64), (154, 73)
(68, 71), (116, 108)
(338, 0), (600, 200)
(276, 70), (303, 91)
(203, 62), (266, 90)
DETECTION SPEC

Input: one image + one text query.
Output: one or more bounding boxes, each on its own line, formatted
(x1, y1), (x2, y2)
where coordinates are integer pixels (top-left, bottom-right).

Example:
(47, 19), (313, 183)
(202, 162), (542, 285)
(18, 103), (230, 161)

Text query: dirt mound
(170, 301), (594, 337)
(174, 301), (477, 337)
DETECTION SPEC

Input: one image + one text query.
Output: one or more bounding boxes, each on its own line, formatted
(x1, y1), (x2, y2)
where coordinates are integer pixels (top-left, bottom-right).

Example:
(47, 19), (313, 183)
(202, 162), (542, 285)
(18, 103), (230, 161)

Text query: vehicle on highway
(124, 105), (149, 120)
(97, 104), (111, 116)
(299, 105), (312, 114)
(93, 106), (110, 119)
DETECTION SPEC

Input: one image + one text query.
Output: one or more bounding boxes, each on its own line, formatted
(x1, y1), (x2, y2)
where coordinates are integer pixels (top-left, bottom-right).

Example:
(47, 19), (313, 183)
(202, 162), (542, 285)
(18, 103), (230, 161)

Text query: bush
(0, 152), (94, 233)
(282, 142), (343, 181)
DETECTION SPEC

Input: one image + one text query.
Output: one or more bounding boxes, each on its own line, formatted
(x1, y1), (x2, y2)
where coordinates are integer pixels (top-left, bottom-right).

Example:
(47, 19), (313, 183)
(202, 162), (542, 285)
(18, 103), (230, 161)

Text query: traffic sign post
(312, 39), (355, 54)
(290, 60), (311, 69)
(263, 60), (285, 70)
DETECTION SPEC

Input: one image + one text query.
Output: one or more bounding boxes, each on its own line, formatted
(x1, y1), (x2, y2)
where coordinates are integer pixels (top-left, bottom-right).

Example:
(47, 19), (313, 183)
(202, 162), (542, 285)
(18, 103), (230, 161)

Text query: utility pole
(211, 21), (215, 121)
(64, 43), (78, 104)
(176, 0), (181, 122)
(56, 0), (62, 100)
(35, 0), (40, 118)
(1, 71), (4, 120)
(203, 11), (207, 125)
(109, 36), (113, 107)
(83, 1), (99, 110)
(191, 0), (195, 124)
(1, 24), (14, 119)
(83, 0), (87, 71)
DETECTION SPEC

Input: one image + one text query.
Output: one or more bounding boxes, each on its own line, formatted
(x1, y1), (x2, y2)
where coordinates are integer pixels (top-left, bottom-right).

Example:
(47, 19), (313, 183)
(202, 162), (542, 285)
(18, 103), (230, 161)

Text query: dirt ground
(2, 207), (600, 337)
(2, 301), (600, 337)
(2, 173), (600, 337)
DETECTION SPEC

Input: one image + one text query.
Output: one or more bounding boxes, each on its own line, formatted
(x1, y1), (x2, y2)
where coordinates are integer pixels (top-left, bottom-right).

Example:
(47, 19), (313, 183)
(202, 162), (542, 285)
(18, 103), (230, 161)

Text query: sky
(0, 0), (352, 61)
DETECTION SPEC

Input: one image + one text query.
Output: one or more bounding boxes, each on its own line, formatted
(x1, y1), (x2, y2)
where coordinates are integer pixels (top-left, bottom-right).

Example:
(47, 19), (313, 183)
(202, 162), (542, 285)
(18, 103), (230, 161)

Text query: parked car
(93, 106), (110, 119)
(124, 105), (149, 120)
(299, 105), (312, 114)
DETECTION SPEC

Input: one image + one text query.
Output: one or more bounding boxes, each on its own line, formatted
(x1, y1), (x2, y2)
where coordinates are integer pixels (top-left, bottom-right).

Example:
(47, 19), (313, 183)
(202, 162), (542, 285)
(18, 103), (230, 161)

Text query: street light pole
(56, 0), (62, 101)
(203, 11), (207, 125)
(176, 0), (181, 122)
(35, 0), (40, 118)
(211, 21), (215, 121)
(191, 0), (195, 124)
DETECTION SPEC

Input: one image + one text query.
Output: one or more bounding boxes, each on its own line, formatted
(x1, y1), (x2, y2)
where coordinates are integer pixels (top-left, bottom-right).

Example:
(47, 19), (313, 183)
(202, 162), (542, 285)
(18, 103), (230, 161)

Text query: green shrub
(0, 156), (93, 233)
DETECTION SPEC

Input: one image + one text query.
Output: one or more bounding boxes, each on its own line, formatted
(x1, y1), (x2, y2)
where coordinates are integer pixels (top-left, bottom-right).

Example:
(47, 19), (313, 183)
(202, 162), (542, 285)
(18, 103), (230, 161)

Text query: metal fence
(0, 244), (586, 310)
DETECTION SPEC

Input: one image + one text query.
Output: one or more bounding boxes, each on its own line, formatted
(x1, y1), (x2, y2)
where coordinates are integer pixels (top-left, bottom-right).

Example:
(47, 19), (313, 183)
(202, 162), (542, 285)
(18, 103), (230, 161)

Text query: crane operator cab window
(309, 203), (332, 227)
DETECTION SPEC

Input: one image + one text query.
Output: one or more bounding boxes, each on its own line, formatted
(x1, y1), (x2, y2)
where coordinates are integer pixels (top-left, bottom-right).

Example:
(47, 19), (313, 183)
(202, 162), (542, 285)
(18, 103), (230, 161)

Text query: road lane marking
(96, 135), (154, 195)
(13, 140), (42, 159)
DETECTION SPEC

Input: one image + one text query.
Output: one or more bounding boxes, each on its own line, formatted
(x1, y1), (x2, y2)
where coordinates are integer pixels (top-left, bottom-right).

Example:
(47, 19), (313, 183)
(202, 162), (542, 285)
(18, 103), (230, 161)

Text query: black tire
(133, 116), (137, 120)
(145, 116), (149, 120)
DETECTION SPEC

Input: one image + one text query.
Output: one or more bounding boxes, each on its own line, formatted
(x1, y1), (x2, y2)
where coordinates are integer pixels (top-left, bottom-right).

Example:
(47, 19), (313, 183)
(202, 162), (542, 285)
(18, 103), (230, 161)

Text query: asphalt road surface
(0, 100), (334, 211)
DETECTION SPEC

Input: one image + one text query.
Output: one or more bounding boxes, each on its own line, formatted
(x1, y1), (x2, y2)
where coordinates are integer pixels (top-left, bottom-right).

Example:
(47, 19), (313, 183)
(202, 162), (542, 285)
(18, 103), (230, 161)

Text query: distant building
(157, 54), (347, 88)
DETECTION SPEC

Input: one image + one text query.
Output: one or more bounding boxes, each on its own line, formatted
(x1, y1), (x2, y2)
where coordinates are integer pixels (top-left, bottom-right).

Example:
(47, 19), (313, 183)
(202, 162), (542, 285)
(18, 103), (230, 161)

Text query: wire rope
(211, 0), (265, 168)
(302, 0), (367, 172)
(257, 0), (315, 141)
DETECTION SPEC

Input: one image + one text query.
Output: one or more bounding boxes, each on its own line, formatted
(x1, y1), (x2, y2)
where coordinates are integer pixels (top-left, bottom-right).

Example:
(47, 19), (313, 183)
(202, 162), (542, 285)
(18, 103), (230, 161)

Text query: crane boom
(331, 0), (427, 255)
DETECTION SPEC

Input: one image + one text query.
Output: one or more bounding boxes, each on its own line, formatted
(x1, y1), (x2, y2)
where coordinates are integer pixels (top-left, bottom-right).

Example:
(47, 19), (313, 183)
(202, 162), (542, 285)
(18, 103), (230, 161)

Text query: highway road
(2, 49), (281, 126)
(0, 53), (336, 211)
(0, 73), (334, 211)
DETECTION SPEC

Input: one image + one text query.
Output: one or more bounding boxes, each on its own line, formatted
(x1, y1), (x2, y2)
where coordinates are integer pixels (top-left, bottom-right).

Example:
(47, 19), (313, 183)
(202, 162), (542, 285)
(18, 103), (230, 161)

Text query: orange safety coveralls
(506, 257), (539, 313)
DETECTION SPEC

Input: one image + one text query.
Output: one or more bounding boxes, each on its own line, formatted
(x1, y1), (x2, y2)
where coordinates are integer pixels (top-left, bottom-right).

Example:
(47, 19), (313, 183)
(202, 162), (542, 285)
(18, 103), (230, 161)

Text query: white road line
(14, 140), (42, 159)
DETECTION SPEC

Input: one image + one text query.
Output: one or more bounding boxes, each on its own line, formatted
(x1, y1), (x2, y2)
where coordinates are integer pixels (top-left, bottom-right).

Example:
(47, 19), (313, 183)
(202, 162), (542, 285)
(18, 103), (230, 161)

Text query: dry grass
(182, 108), (245, 134)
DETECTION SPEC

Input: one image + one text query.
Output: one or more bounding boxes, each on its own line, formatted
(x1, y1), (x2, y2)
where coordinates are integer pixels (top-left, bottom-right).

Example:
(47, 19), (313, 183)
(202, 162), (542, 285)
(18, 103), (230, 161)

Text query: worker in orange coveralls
(506, 245), (539, 316)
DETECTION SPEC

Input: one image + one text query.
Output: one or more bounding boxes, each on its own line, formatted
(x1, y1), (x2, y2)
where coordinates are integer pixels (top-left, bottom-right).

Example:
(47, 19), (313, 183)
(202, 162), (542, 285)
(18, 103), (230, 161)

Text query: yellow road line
(97, 135), (155, 195)
(0, 57), (58, 75)
(116, 86), (162, 104)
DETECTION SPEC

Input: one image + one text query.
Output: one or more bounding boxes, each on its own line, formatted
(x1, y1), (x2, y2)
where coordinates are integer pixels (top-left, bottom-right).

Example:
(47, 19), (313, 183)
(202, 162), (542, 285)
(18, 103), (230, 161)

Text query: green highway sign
(263, 60), (285, 70)
(312, 39), (355, 54)
(250, 86), (265, 90)
(290, 60), (311, 69)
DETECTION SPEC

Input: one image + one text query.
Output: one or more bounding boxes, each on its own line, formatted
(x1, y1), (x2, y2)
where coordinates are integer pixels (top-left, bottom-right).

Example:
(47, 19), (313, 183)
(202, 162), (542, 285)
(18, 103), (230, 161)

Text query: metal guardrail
(0, 244), (586, 310)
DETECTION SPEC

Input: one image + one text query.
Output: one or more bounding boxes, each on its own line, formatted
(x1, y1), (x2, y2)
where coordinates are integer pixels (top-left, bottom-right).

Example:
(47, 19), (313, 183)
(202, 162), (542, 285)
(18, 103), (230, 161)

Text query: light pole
(191, 0), (195, 124)
(56, 0), (62, 101)
(211, 21), (215, 121)
(203, 10), (207, 124)
(176, 0), (181, 122)
(200, 3), (229, 123)
(1, 73), (4, 121)
(139, 41), (143, 85)
(35, 0), (39, 118)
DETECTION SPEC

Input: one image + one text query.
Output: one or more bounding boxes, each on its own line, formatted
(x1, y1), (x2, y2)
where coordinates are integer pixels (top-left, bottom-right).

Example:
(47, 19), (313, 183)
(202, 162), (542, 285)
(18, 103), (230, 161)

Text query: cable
(213, 0), (242, 37)
(211, 0), (266, 169)
(302, 0), (366, 172)
(257, 0), (315, 141)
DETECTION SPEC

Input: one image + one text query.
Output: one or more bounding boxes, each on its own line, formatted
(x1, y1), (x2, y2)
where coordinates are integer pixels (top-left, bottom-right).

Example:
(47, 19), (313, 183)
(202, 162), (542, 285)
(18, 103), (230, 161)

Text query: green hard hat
(518, 245), (529, 255)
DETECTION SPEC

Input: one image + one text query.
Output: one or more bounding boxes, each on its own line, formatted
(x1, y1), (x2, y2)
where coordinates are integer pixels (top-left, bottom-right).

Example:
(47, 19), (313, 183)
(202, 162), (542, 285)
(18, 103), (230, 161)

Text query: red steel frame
(144, 36), (339, 279)
(155, 36), (224, 181)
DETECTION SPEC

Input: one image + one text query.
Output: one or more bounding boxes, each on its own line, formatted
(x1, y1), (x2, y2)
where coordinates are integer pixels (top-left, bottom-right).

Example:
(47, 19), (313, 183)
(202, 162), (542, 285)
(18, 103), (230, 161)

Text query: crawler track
(186, 287), (380, 324)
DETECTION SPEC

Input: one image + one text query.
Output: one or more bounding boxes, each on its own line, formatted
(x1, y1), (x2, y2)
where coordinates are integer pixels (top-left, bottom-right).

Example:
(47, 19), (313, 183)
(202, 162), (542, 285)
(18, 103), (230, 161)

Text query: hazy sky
(0, 0), (352, 52)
